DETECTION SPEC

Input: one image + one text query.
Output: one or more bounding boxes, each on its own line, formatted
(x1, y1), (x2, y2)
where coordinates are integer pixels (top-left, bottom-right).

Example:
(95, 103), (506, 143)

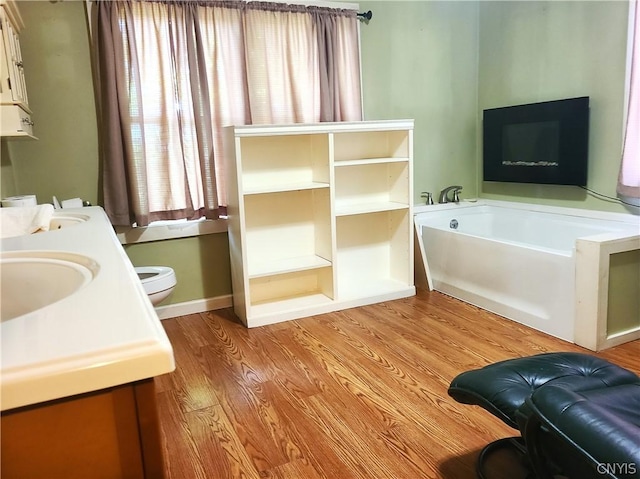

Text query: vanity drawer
(1, 104), (36, 139)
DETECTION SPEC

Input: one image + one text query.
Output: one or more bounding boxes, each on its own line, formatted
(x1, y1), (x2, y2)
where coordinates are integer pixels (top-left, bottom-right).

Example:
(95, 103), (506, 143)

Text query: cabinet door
(0, 380), (163, 479)
(0, 14), (10, 103)
(0, 8), (27, 107)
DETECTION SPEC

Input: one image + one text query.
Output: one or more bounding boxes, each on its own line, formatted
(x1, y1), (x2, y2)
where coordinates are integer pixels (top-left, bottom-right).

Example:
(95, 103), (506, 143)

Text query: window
(93, 0), (362, 227)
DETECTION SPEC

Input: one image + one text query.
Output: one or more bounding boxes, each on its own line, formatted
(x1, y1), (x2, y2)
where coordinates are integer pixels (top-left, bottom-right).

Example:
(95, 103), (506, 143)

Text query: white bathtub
(415, 200), (639, 343)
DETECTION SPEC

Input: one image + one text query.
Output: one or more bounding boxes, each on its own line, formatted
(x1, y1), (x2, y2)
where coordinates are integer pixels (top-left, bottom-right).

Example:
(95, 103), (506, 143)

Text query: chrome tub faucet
(438, 185), (463, 204)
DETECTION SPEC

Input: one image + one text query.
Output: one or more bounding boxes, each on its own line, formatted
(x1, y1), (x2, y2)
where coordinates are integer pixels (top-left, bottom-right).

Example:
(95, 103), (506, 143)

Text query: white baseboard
(155, 294), (233, 320)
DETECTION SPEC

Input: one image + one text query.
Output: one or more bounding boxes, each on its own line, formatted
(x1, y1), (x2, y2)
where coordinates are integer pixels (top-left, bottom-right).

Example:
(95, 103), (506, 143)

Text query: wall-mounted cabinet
(0, 0), (35, 139)
(225, 120), (415, 327)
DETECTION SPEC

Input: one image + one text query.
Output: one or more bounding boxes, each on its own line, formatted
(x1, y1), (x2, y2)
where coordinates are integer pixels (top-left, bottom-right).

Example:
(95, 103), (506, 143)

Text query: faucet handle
(420, 191), (434, 205)
(453, 186), (463, 203)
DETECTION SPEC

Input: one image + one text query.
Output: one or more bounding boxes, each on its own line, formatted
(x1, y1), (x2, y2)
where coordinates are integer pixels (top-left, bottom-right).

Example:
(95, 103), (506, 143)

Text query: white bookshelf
(225, 120), (415, 327)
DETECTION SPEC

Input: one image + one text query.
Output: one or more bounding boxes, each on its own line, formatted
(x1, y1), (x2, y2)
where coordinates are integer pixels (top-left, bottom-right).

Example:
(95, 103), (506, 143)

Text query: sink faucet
(438, 185), (463, 204)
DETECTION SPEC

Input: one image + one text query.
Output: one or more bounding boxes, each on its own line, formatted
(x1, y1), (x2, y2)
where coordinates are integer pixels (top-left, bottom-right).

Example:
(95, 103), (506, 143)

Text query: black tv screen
(483, 97), (589, 186)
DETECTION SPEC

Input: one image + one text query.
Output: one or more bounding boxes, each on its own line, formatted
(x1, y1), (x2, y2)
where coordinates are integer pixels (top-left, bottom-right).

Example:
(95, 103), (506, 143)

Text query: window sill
(116, 217), (228, 245)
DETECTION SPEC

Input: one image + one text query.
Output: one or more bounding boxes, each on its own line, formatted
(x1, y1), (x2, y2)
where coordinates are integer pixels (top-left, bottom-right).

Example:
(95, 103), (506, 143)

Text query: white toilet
(135, 266), (177, 306)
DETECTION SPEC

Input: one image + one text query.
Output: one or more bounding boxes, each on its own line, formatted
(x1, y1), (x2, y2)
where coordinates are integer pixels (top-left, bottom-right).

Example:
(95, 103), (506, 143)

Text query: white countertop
(0, 207), (175, 411)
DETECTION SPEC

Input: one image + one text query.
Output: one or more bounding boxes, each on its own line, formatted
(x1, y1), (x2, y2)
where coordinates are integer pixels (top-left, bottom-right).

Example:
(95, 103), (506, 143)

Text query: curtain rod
(357, 10), (372, 23)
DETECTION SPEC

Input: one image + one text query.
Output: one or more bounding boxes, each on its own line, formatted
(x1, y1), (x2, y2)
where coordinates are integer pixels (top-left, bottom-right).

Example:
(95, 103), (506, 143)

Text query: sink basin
(1, 251), (99, 322)
(49, 213), (90, 231)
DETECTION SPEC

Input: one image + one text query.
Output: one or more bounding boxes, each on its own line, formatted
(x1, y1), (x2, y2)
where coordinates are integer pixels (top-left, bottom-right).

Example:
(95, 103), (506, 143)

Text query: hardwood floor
(155, 290), (639, 479)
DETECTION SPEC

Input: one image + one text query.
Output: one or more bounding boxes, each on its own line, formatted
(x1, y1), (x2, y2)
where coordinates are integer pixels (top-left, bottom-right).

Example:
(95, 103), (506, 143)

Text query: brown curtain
(94, 1), (136, 226)
(94, 0), (224, 226)
(93, 0), (361, 227)
(312, 7), (362, 122)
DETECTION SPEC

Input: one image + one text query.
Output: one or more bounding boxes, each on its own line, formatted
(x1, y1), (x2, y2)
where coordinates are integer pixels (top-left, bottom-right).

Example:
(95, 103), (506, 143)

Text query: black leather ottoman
(524, 382), (640, 479)
(448, 352), (639, 478)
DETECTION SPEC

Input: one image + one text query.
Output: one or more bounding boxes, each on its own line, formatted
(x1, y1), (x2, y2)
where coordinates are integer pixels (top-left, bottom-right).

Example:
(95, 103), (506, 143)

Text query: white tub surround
(575, 234), (640, 351)
(414, 200), (639, 349)
(0, 207), (175, 411)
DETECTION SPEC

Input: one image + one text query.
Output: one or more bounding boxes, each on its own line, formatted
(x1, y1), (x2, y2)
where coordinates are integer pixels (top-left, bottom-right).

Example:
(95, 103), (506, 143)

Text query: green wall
(1, 1), (636, 308)
(6, 1), (99, 206)
(124, 234), (231, 305)
(360, 1), (479, 203)
(361, 1), (631, 213)
(478, 1), (630, 213)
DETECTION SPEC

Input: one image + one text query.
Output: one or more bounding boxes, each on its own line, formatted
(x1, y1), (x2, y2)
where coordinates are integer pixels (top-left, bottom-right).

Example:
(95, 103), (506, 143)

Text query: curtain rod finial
(357, 10), (372, 24)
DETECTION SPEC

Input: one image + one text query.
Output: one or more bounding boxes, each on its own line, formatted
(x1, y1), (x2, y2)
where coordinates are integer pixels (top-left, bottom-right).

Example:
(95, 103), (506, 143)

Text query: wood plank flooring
(155, 290), (639, 479)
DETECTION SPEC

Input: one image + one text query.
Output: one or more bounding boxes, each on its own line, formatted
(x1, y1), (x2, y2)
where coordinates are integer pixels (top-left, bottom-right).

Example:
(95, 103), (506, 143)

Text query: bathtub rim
(414, 199), (639, 226)
(414, 202), (640, 256)
(414, 199), (638, 254)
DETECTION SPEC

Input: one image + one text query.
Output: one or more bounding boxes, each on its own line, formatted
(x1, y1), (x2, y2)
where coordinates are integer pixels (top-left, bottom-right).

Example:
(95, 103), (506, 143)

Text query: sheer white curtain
(618, 0), (640, 200)
(244, 5), (320, 124)
(130, 2), (205, 216)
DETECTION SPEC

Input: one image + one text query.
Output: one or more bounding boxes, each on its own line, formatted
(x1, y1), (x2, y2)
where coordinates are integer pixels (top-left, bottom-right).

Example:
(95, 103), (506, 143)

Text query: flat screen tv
(483, 96), (589, 186)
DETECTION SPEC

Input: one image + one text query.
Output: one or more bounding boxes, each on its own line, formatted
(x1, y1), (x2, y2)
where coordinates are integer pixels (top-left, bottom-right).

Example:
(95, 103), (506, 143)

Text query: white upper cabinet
(0, 0), (35, 139)
(225, 120), (415, 328)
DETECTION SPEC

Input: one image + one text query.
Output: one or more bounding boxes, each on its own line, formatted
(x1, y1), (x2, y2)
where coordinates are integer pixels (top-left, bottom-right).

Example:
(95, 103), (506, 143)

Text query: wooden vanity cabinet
(1, 379), (165, 479)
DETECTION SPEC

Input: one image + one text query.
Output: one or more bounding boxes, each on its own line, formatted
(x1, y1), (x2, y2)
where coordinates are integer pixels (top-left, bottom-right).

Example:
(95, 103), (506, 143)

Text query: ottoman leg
(476, 436), (529, 479)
